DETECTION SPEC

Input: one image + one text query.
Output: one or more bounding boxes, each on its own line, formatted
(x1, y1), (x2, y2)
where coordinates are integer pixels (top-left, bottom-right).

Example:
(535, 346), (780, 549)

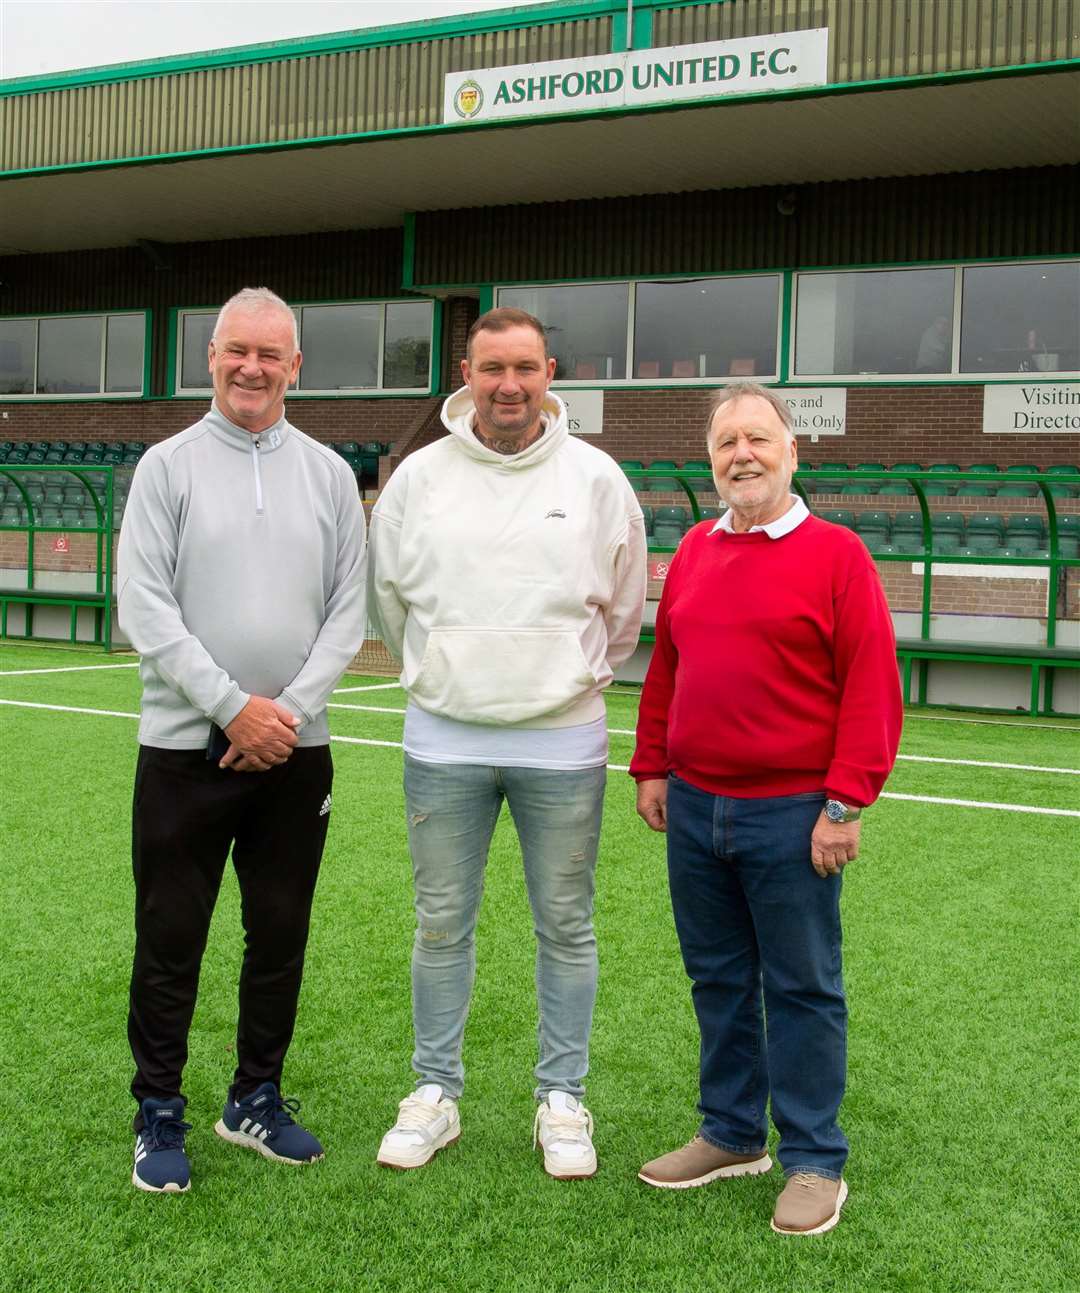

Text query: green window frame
(174, 298), (437, 397)
(0, 311), (149, 400)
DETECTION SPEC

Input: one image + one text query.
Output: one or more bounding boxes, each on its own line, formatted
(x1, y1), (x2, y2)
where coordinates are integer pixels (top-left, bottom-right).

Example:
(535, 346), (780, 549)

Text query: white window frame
(0, 311), (148, 400)
(174, 299), (434, 396)
(790, 258), (1080, 383)
(495, 274), (784, 386)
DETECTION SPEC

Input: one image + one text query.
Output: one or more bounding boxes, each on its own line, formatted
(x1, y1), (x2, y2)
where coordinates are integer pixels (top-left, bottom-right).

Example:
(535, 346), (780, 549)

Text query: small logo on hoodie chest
(545, 509), (567, 520)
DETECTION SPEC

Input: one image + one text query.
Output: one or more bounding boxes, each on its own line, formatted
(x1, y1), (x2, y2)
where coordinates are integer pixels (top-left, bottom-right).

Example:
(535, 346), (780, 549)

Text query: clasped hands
(219, 696), (300, 772)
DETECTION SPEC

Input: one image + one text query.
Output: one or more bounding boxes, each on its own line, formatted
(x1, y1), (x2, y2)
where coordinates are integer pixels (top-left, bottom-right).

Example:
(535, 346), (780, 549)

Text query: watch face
(825, 800), (844, 822)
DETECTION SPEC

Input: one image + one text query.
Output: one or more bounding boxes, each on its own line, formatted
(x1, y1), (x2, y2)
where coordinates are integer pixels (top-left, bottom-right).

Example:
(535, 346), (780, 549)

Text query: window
(175, 300), (434, 395)
(498, 284), (630, 379)
(496, 276), (782, 383)
(960, 261), (1080, 375)
(793, 259), (1080, 381)
(0, 313), (146, 398)
(794, 268), (955, 377)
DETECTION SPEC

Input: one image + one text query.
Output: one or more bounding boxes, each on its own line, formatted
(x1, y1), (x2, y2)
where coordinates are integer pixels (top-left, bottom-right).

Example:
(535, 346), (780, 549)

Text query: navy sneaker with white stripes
(214, 1082), (324, 1165)
(132, 1097), (192, 1193)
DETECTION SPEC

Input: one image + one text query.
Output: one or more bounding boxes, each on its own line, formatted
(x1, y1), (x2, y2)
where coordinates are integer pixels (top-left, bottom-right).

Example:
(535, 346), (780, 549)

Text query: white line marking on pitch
(896, 754), (1079, 775)
(904, 713), (1080, 733)
(880, 791), (1080, 818)
(333, 682), (403, 694)
(0, 663), (139, 677)
(327, 703), (406, 715)
(0, 698), (139, 718)
(4, 698), (1078, 818)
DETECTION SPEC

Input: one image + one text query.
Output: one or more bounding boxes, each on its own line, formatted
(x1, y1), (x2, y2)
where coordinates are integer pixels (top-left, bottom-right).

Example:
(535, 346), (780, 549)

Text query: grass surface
(0, 642), (1077, 1292)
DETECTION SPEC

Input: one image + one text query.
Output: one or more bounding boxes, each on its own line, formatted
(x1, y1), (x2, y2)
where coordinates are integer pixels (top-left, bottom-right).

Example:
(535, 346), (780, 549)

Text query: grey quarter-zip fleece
(118, 403), (367, 748)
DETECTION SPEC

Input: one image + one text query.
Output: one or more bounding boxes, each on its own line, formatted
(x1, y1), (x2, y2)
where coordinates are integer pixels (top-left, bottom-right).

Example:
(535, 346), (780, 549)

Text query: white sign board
(444, 29), (828, 124)
(780, 388), (847, 439)
(983, 384), (1080, 433)
(561, 389), (604, 436)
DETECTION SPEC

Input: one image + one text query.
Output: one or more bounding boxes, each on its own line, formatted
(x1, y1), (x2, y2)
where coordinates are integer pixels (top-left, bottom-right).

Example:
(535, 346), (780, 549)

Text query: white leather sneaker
(376, 1084), (460, 1169)
(533, 1091), (597, 1179)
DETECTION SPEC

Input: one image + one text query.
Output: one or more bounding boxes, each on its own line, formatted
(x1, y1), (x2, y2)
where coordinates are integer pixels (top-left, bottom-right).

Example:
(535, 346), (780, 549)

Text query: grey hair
(212, 287), (298, 350)
(706, 381), (795, 443)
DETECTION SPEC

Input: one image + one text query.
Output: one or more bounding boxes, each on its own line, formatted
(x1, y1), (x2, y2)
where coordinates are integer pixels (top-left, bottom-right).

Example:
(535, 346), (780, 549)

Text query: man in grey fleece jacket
(117, 288), (367, 1193)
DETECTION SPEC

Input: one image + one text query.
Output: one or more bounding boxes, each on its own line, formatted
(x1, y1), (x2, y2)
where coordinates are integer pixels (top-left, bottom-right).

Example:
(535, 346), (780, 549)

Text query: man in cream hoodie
(369, 307), (646, 1178)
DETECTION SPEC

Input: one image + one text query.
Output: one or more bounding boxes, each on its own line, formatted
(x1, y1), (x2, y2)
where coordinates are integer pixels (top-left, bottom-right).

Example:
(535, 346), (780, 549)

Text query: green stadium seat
(617, 459), (644, 472)
(922, 481), (953, 497)
(996, 483), (1038, 498)
(698, 506), (720, 521)
(818, 508), (856, 528)
(77, 507), (98, 528)
(1047, 483), (1077, 499)
(817, 461), (850, 472)
(929, 463), (961, 473)
(654, 505), (689, 528)
(966, 513), (1007, 546)
(933, 532), (962, 555)
(639, 505), (654, 532)
(891, 462), (923, 474)
(83, 450), (104, 465)
(646, 476), (681, 493)
(966, 463), (1000, 474)
(1004, 515), (1046, 553)
(60, 506), (81, 527)
(1, 504), (22, 525)
(1055, 515), (1080, 539)
(681, 460), (711, 473)
(956, 483), (995, 497)
(26, 450), (46, 463)
(44, 449), (65, 464)
(39, 505), (62, 526)
(931, 512), (965, 536)
(878, 482), (913, 495)
(124, 442), (146, 454)
(1005, 463), (1039, 473)
(857, 510), (891, 532)
(103, 448), (124, 464)
(890, 531), (924, 554)
(857, 529), (889, 552)
(62, 449), (84, 463)
(650, 524), (683, 549)
(1056, 536), (1079, 558)
(44, 486), (64, 505)
(855, 462), (886, 472)
(840, 480), (877, 495)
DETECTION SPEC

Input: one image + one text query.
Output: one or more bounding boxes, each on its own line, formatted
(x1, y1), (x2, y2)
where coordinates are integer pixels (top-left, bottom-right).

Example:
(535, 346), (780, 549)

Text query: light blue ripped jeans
(403, 754), (606, 1100)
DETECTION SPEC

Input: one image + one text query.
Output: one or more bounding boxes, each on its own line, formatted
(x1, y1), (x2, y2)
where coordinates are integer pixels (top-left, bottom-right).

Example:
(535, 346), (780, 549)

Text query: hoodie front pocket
(409, 626), (598, 725)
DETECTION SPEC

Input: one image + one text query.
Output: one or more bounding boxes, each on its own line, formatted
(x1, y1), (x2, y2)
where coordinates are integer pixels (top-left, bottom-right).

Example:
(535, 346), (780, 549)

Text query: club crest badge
(453, 80), (484, 119)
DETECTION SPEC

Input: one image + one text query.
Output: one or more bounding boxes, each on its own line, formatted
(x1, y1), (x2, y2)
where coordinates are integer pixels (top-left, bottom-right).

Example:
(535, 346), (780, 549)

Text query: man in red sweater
(631, 382), (901, 1236)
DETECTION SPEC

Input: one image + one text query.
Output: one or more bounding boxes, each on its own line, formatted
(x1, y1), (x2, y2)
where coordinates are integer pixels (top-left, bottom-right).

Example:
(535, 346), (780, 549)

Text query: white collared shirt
(709, 494), (810, 540)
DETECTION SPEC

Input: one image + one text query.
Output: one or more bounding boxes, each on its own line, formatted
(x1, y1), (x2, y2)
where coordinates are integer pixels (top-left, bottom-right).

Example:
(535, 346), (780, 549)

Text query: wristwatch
(824, 799), (862, 824)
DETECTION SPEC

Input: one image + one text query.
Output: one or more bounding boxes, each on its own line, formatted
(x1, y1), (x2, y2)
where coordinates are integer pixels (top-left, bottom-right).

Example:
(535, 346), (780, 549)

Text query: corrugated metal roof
(3, 69), (1076, 255)
(2, 1), (1076, 176)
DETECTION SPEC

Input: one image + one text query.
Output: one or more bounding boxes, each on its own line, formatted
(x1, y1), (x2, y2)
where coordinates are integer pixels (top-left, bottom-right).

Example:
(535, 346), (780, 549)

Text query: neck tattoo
(474, 424), (545, 456)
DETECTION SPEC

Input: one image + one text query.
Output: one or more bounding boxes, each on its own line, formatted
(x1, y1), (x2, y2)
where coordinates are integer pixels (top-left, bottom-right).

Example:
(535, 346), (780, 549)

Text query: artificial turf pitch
(0, 642), (1077, 1293)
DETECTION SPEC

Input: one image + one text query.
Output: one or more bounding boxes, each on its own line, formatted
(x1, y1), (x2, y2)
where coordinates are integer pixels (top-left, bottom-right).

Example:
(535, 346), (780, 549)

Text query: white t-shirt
(403, 703), (608, 770)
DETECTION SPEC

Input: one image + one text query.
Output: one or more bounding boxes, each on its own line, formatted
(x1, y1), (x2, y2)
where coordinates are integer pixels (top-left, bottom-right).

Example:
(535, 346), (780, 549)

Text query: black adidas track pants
(127, 744), (333, 1123)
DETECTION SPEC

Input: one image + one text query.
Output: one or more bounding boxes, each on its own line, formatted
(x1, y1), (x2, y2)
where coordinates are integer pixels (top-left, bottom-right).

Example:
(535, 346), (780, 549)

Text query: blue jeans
(665, 775), (848, 1179)
(403, 755), (606, 1100)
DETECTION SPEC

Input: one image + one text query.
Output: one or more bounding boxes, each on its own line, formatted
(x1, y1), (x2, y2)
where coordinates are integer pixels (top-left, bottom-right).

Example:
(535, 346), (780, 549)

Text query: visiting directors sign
(444, 28), (829, 124)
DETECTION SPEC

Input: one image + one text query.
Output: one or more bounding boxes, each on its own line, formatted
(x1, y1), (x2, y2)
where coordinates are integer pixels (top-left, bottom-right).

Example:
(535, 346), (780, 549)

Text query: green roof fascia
(0, 0), (625, 98)
(2, 57), (1076, 184)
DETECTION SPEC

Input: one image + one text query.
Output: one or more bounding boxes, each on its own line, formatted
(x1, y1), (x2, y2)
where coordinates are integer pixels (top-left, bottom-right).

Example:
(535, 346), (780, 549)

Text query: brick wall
(5, 384), (1078, 467)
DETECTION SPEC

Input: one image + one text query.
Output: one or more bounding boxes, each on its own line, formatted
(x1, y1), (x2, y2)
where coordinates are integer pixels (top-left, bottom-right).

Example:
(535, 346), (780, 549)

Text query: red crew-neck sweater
(630, 516), (902, 806)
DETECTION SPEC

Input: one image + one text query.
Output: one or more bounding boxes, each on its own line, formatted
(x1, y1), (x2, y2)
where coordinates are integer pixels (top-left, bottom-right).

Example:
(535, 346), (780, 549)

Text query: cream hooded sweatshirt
(369, 387), (646, 728)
